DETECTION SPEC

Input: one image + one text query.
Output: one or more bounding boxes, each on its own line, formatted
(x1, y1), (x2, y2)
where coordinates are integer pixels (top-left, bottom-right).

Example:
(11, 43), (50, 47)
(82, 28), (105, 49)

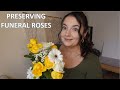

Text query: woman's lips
(64, 38), (73, 41)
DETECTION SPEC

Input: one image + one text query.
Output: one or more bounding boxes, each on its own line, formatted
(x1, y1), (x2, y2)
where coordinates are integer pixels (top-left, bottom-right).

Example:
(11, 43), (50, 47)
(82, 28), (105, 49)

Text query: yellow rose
(51, 71), (63, 79)
(27, 43), (33, 48)
(51, 45), (58, 49)
(29, 44), (39, 54)
(32, 62), (46, 78)
(37, 43), (43, 49)
(44, 56), (54, 69)
(30, 39), (37, 45)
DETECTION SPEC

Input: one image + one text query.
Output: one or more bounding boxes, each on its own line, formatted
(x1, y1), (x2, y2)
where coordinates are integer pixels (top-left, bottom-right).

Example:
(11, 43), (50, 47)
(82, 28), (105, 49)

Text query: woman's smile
(64, 38), (73, 41)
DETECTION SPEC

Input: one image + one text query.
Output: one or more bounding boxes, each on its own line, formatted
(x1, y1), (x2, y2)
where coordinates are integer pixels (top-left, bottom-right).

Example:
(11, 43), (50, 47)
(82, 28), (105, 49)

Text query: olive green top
(56, 44), (103, 79)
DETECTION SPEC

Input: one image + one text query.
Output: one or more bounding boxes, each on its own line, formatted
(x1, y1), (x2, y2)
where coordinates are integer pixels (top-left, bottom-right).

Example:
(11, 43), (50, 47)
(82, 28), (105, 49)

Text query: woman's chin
(63, 42), (73, 47)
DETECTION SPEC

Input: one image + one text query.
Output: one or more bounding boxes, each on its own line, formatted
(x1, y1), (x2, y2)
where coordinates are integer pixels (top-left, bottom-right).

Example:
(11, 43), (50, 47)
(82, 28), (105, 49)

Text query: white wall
(118, 12), (120, 60)
(0, 11), (30, 79)
(0, 11), (69, 79)
(85, 11), (119, 60)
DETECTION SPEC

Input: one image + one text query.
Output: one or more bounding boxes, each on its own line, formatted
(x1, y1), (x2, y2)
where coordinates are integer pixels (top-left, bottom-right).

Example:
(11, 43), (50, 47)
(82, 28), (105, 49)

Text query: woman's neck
(60, 44), (84, 69)
(60, 44), (81, 56)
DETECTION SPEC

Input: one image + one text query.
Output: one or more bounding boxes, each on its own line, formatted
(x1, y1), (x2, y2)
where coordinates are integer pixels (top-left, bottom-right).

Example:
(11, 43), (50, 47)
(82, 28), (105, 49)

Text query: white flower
(27, 67), (34, 79)
(48, 48), (63, 63)
(42, 42), (54, 49)
(53, 61), (65, 73)
(34, 54), (39, 61)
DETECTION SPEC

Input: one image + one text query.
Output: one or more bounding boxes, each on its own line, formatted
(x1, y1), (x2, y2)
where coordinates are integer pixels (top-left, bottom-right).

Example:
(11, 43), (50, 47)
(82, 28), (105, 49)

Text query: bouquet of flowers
(24, 38), (65, 79)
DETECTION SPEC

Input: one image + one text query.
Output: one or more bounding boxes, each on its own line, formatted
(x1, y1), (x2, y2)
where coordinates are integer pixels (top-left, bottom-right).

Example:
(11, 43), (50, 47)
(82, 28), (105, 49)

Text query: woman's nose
(65, 29), (71, 36)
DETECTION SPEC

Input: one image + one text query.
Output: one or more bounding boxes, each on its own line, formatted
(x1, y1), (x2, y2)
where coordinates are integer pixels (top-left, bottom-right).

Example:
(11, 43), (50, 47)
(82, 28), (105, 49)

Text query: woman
(57, 11), (103, 79)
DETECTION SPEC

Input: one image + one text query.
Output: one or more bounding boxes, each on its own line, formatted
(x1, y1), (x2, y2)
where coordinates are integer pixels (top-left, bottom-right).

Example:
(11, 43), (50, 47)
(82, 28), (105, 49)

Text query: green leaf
(24, 54), (35, 61)
(29, 53), (34, 56)
(43, 70), (52, 79)
(24, 55), (32, 58)
(30, 57), (35, 61)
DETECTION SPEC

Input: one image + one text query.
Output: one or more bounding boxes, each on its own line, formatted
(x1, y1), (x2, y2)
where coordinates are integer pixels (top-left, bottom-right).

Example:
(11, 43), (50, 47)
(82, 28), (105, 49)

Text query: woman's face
(60, 16), (81, 47)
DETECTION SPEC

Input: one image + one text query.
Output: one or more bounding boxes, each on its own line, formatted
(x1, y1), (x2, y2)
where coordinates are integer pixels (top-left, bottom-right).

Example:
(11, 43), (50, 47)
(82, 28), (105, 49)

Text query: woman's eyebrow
(72, 25), (80, 27)
(63, 24), (79, 27)
(62, 24), (67, 26)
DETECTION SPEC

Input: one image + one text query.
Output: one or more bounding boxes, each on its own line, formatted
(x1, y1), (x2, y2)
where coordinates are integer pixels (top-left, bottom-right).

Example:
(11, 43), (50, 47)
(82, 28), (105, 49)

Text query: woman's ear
(80, 25), (84, 35)
(80, 26), (88, 39)
(81, 31), (88, 42)
(83, 31), (88, 39)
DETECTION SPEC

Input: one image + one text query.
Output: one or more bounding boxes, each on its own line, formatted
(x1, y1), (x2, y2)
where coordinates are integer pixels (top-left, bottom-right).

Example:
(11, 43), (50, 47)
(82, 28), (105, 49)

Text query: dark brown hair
(58, 11), (93, 57)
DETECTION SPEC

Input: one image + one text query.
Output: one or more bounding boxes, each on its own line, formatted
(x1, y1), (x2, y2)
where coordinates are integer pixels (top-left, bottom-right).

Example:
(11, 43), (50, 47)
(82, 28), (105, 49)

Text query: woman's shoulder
(84, 53), (103, 79)
(86, 52), (98, 58)
(84, 52), (100, 63)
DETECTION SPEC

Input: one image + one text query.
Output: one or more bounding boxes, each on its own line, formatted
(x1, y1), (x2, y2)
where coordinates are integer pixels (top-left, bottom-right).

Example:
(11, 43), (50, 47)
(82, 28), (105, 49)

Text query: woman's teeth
(65, 38), (72, 41)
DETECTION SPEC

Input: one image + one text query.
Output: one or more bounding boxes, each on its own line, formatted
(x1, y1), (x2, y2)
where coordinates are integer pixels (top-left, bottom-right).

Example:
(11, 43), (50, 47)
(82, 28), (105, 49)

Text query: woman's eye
(62, 26), (67, 30)
(73, 28), (79, 31)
